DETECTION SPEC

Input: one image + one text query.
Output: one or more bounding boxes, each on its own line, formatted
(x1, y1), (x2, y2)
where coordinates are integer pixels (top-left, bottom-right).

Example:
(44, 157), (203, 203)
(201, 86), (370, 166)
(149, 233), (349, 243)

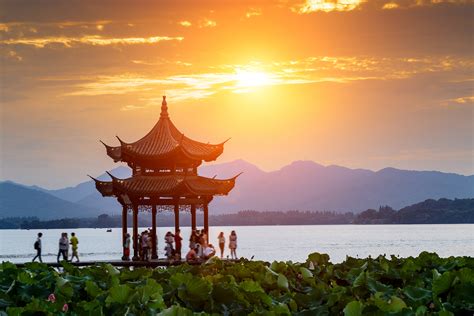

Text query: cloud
(293, 0), (363, 13)
(382, 2), (399, 9)
(245, 8), (263, 18)
(291, 0), (471, 12)
(3, 50), (23, 61)
(179, 21), (192, 27)
(120, 104), (147, 111)
(441, 96), (474, 106)
(59, 55), (472, 105)
(198, 19), (217, 28)
(1, 35), (184, 48)
(131, 59), (192, 67)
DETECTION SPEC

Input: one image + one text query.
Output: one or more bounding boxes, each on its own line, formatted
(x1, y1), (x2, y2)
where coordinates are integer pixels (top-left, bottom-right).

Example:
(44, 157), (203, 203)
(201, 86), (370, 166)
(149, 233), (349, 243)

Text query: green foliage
(1, 252), (473, 315)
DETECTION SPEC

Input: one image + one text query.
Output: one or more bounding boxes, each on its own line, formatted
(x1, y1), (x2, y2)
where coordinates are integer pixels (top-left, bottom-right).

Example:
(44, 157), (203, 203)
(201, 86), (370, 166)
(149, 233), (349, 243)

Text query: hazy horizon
(2, 158), (474, 190)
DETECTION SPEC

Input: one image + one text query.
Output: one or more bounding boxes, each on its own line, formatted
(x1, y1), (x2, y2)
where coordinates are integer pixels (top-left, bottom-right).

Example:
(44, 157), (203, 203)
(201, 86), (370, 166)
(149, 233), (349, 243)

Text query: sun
(234, 69), (272, 88)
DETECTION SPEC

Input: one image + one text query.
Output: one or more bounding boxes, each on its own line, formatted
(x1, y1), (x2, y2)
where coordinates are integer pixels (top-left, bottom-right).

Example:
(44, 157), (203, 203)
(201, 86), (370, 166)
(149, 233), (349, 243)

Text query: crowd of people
(123, 229), (239, 262)
(32, 231), (80, 263)
(32, 229), (238, 263)
(185, 229), (238, 263)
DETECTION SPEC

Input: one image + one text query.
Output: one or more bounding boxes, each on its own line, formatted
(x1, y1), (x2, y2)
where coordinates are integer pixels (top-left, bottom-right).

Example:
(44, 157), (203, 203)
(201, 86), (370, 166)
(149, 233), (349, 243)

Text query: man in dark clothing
(32, 232), (43, 263)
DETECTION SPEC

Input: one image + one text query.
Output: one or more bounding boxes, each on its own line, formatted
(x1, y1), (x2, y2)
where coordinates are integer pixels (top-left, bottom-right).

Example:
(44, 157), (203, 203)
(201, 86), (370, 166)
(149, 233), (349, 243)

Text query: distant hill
(0, 182), (100, 220)
(3, 160), (474, 217)
(199, 160), (474, 213)
(355, 198), (474, 224)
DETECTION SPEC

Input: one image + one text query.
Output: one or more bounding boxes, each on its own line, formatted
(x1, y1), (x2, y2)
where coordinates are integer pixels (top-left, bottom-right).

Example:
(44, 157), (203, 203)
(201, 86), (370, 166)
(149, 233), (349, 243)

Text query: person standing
(57, 233), (69, 263)
(164, 231), (174, 260)
(217, 232), (225, 259)
(229, 230), (237, 260)
(32, 232), (43, 263)
(70, 232), (80, 262)
(174, 229), (183, 259)
(123, 233), (131, 260)
(141, 231), (149, 261)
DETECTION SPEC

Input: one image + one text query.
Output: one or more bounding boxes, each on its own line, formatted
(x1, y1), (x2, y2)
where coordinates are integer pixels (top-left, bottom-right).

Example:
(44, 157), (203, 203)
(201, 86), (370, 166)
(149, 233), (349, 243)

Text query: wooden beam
(191, 204), (196, 231)
(135, 197), (211, 206)
(151, 205), (158, 259)
(203, 203), (209, 243)
(121, 206), (128, 260)
(174, 203), (180, 234)
(132, 204), (139, 261)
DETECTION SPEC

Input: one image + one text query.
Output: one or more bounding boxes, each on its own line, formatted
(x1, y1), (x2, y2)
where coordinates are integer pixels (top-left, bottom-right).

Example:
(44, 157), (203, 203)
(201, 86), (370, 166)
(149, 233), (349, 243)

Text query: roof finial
(160, 95), (169, 118)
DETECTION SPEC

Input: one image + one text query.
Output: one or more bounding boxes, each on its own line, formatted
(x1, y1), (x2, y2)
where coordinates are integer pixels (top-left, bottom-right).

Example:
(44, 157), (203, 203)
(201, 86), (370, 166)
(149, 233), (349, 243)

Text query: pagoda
(91, 96), (238, 261)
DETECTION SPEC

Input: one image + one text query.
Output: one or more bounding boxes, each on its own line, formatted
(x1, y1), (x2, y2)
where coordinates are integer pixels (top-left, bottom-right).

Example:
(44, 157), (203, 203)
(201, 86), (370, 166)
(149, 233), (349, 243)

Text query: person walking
(229, 230), (237, 260)
(57, 233), (69, 263)
(32, 232), (43, 263)
(70, 232), (80, 262)
(174, 229), (183, 259)
(217, 232), (225, 259)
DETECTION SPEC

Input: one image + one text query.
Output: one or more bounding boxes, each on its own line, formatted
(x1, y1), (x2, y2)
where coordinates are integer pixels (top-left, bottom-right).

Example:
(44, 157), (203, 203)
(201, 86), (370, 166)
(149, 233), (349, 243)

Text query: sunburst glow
(234, 69), (273, 88)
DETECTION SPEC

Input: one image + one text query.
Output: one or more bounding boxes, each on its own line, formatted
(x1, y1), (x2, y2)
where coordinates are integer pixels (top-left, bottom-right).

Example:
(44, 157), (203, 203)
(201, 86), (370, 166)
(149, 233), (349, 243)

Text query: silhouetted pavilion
(91, 96), (238, 260)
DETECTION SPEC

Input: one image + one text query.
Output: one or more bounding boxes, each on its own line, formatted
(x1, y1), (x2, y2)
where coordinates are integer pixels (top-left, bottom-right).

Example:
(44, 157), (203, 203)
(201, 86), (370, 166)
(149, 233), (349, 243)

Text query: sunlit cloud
(58, 55), (473, 106)
(382, 2), (399, 9)
(131, 59), (192, 67)
(441, 96), (474, 106)
(179, 20), (192, 27)
(1, 21), (114, 33)
(120, 104), (147, 111)
(245, 8), (262, 18)
(293, 0), (364, 13)
(198, 19), (217, 28)
(3, 50), (23, 61)
(0, 23), (9, 32)
(1, 35), (184, 48)
(291, 0), (470, 12)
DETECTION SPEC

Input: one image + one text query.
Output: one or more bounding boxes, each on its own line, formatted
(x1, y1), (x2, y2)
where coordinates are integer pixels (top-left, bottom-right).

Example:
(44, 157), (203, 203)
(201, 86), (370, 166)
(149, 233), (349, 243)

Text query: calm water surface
(1, 224), (473, 263)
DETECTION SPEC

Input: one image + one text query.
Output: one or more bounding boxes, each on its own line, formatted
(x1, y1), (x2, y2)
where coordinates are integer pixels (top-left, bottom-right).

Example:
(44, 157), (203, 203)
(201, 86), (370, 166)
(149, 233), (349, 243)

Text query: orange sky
(1, 0), (473, 188)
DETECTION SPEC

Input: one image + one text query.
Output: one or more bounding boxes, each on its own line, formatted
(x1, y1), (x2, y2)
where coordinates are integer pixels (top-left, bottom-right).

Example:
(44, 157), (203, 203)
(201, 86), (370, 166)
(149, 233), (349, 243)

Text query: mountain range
(1, 159), (473, 220)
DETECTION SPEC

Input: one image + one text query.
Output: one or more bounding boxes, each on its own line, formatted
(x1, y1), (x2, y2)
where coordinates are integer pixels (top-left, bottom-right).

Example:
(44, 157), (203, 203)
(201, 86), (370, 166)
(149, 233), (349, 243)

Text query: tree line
(0, 198), (472, 229)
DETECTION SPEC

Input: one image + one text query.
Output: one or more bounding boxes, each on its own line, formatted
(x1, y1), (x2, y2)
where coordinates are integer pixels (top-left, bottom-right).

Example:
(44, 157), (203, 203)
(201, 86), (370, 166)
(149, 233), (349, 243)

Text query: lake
(1, 224), (473, 264)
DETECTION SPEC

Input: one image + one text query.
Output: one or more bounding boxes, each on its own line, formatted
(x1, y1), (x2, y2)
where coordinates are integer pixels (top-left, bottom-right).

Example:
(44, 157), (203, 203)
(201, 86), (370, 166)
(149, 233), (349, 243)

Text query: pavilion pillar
(204, 203), (209, 243)
(191, 204), (196, 231)
(132, 204), (139, 261)
(151, 205), (158, 259)
(121, 205), (128, 260)
(174, 203), (180, 234)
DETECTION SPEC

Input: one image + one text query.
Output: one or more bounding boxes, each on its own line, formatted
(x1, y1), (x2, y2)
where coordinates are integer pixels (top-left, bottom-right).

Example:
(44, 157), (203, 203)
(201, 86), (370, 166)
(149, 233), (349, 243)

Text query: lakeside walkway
(14, 258), (239, 268)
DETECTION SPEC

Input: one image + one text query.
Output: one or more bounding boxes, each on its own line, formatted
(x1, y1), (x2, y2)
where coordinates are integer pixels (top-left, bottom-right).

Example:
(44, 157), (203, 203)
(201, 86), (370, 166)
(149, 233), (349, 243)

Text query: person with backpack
(32, 232), (43, 263)
(70, 232), (80, 262)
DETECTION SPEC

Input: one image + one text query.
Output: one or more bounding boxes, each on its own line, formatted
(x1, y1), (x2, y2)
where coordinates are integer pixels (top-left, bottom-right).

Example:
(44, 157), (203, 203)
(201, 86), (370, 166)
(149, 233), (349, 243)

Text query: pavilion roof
(91, 173), (240, 198)
(101, 96), (228, 164)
